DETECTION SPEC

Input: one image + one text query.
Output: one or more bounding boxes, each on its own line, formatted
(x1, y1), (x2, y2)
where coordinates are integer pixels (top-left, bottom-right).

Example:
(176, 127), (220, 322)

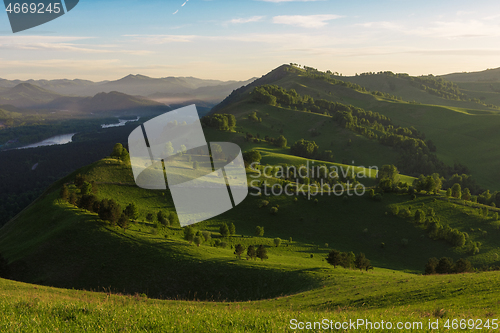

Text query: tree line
(326, 249), (373, 271)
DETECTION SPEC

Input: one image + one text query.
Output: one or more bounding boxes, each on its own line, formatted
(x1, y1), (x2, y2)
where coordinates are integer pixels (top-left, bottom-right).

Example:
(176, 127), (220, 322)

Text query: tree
(242, 150), (262, 165)
(146, 213), (154, 223)
(194, 236), (202, 247)
(446, 188), (452, 198)
(202, 231), (211, 242)
(120, 147), (130, 162)
(255, 226), (264, 237)
(79, 194), (97, 212)
(98, 199), (121, 225)
(270, 207), (278, 215)
(454, 258), (473, 273)
(111, 143), (124, 159)
(425, 257), (439, 275)
(354, 253), (371, 271)
(124, 203), (139, 222)
(273, 238), (282, 247)
(74, 173), (86, 188)
(193, 161), (199, 169)
(234, 244), (245, 258)
(378, 165), (400, 184)
(60, 184), (69, 201)
(247, 245), (256, 260)
(164, 142), (174, 156)
(80, 181), (92, 196)
(340, 252), (355, 269)
(220, 223), (230, 237)
(117, 213), (129, 231)
(451, 183), (462, 199)
(228, 223), (236, 236)
(276, 135), (287, 148)
(157, 211), (169, 226)
(462, 188), (471, 201)
(436, 257), (454, 274)
(184, 226), (195, 243)
(256, 245), (268, 261)
(326, 249), (342, 268)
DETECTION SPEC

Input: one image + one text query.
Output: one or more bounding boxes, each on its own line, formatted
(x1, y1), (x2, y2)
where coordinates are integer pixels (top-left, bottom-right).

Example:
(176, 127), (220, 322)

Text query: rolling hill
(212, 64), (500, 191)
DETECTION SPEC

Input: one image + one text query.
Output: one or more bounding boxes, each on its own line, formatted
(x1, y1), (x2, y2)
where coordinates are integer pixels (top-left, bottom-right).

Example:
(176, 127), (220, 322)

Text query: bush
(270, 207), (278, 215)
(274, 238), (282, 247)
(259, 200), (269, 208)
(255, 226), (264, 237)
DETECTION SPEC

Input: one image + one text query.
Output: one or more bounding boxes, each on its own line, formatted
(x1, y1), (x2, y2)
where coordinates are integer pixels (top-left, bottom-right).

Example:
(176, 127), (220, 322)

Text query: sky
(0, 0), (499, 81)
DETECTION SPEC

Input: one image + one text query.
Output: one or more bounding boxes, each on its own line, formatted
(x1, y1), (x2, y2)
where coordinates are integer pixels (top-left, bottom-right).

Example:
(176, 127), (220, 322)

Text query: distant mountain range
(0, 75), (256, 106)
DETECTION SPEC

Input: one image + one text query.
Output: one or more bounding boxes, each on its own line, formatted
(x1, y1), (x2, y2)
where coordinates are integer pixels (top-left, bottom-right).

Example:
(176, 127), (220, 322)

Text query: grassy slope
(338, 73), (497, 110)
(2, 158), (500, 293)
(2, 267), (500, 332)
(214, 67), (500, 190)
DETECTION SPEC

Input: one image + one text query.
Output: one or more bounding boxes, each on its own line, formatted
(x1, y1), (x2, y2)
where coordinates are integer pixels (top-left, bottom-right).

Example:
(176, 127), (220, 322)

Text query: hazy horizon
(1, 0), (499, 81)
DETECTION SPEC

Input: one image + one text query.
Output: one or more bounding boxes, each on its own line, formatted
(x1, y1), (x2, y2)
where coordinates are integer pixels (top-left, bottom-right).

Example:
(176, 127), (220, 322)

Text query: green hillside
(1, 155), (500, 330)
(213, 64), (500, 191)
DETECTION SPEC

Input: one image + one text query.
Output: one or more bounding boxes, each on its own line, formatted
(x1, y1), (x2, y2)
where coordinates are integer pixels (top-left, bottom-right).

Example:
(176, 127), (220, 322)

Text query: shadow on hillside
(6, 209), (321, 302)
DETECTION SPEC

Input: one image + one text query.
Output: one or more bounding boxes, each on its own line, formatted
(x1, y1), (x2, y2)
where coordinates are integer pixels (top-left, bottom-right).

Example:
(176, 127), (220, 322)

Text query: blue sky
(1, 0), (499, 80)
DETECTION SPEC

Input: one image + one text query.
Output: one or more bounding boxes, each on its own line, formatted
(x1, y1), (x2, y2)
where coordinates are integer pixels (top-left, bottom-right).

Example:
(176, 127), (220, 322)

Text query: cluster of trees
(290, 139), (319, 159)
(247, 111), (262, 123)
(110, 143), (130, 162)
(234, 244), (268, 261)
(284, 66), (372, 94)
(242, 150), (262, 166)
(219, 222), (236, 237)
(391, 203), (478, 252)
(412, 174), (443, 194)
(407, 75), (468, 101)
(424, 257), (473, 275)
(246, 132), (288, 149)
(62, 183), (138, 231)
(201, 114), (236, 131)
(326, 250), (372, 271)
(183, 227), (212, 246)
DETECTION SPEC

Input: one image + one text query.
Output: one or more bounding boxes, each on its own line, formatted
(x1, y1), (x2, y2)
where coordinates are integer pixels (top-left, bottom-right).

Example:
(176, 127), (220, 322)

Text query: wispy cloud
(173, 0), (189, 14)
(228, 16), (264, 24)
(273, 14), (342, 28)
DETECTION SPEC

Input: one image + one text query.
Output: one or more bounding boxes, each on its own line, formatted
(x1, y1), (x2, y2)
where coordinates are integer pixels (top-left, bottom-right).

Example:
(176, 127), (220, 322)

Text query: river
(14, 116), (141, 150)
